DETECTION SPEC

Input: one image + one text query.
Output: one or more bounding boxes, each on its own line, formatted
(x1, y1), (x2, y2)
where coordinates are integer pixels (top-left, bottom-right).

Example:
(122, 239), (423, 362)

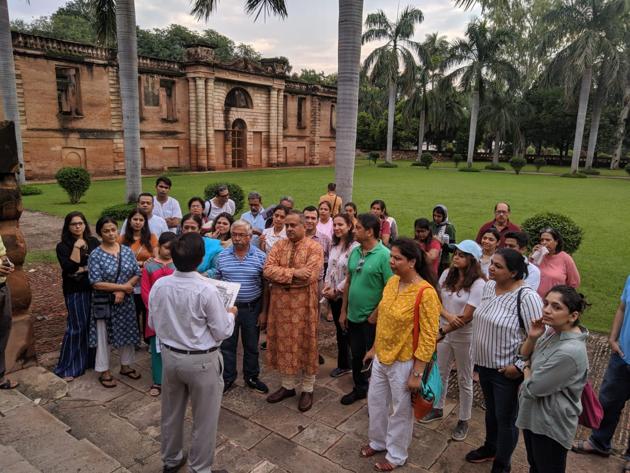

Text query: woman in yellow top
(361, 238), (441, 471)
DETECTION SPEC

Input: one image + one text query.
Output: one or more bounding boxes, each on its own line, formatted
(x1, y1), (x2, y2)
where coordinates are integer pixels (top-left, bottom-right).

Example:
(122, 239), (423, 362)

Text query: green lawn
(22, 160), (630, 333)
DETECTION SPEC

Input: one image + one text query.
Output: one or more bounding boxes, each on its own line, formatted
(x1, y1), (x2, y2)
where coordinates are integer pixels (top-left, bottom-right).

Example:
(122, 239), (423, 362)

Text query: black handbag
(91, 252), (122, 320)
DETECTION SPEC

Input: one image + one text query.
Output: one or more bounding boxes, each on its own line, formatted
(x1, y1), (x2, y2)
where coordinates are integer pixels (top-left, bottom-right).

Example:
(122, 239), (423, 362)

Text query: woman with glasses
(54, 212), (100, 381)
(188, 196), (212, 235)
(530, 228), (580, 299)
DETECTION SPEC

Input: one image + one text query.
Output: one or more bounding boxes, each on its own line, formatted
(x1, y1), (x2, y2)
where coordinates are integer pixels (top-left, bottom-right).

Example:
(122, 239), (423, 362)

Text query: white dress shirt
(121, 215), (169, 238)
(204, 198), (236, 221)
(152, 196), (183, 232)
(526, 260), (541, 291)
(148, 270), (235, 350)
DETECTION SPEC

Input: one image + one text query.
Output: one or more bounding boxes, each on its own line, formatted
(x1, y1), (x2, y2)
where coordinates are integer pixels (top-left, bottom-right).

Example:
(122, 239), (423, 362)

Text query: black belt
(162, 343), (218, 355)
(0, 282), (5, 289)
(235, 298), (261, 308)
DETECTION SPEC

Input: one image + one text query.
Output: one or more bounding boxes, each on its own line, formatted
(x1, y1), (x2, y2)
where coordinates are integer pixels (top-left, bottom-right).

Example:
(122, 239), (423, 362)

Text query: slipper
(360, 445), (385, 458)
(149, 384), (161, 397)
(119, 368), (141, 380)
(0, 379), (18, 390)
(98, 374), (117, 389)
(374, 461), (398, 471)
(63, 376), (75, 382)
(571, 440), (610, 458)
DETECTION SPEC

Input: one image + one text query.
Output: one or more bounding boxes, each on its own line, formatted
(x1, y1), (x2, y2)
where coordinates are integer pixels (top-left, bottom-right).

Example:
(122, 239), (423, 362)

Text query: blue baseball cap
(451, 240), (482, 261)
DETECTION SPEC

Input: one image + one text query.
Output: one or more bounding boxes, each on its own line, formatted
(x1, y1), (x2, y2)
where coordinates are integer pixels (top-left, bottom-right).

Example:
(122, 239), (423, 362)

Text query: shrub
(452, 153), (463, 168)
(100, 202), (136, 220)
(377, 162), (398, 168)
(533, 157), (546, 172)
(485, 164), (505, 171)
(458, 167), (480, 173)
(367, 151), (380, 165)
(19, 184), (43, 196)
(420, 152), (434, 169)
(561, 172), (587, 179)
(582, 168), (600, 175)
(509, 156), (527, 175)
(204, 182), (245, 214)
(526, 145), (536, 155)
(521, 212), (583, 254)
(55, 167), (91, 204)
(625, 163), (630, 175)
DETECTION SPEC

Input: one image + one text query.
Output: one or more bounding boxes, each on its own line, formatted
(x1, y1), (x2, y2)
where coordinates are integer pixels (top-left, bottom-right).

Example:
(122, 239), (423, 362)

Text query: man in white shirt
(504, 231), (540, 291)
(120, 193), (168, 237)
(149, 232), (236, 473)
(204, 185), (236, 222)
(152, 176), (182, 232)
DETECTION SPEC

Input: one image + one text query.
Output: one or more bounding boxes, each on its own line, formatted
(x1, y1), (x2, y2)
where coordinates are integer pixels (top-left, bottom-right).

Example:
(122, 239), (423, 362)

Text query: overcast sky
(8, 0), (480, 73)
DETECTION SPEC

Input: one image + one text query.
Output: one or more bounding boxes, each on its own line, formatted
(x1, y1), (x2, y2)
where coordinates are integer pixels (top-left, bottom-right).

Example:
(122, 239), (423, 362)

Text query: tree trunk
(0, 1), (25, 184)
(466, 88), (480, 167)
(585, 86), (605, 169)
(611, 81), (630, 170)
(385, 80), (396, 164)
(416, 106), (426, 162)
(116, 0), (142, 203)
(570, 67), (593, 174)
(492, 130), (500, 165)
(334, 0), (363, 202)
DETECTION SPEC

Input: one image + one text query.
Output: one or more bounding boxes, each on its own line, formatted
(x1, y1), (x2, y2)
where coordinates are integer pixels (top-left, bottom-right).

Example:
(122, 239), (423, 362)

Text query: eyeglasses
(231, 232), (249, 239)
(355, 256), (366, 273)
(541, 227), (555, 233)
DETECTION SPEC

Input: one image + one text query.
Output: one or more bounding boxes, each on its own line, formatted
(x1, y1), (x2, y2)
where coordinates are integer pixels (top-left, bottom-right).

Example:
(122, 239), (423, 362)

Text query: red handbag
(578, 380), (604, 429)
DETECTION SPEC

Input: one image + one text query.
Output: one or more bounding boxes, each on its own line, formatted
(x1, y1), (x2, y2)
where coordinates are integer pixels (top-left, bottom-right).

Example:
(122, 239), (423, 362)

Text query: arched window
(225, 87), (253, 109)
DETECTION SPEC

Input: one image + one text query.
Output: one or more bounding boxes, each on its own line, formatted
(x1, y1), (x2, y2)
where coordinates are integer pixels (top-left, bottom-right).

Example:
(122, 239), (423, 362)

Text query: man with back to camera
(149, 232), (236, 473)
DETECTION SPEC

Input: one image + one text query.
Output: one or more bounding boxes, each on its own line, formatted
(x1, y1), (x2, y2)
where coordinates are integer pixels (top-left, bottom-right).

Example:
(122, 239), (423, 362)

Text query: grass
(22, 159), (630, 333)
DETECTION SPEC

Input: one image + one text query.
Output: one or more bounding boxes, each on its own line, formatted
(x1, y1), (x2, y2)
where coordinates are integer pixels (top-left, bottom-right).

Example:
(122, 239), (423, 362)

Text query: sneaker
(419, 408), (443, 424)
(246, 377), (269, 394)
(223, 380), (234, 394)
(340, 389), (366, 405)
(465, 445), (495, 464)
(452, 420), (469, 441)
(330, 368), (351, 378)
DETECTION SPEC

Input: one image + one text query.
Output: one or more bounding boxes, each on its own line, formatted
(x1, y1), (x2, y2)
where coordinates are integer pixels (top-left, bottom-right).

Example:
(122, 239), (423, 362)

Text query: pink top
(418, 239), (442, 277)
(316, 219), (334, 240)
(535, 251), (580, 298)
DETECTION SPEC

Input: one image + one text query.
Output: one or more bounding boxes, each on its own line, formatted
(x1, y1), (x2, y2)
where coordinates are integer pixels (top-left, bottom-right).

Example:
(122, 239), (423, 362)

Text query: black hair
(327, 182), (336, 191)
(390, 237), (438, 289)
(122, 208), (153, 253)
(303, 205), (319, 218)
(215, 185), (228, 196)
(413, 217), (434, 245)
(137, 192), (153, 202)
(156, 176), (172, 188)
(188, 196), (205, 210)
(158, 231), (177, 246)
(432, 206), (446, 218)
(171, 233), (205, 272)
(331, 213), (356, 250)
(181, 213), (203, 231)
(545, 285), (590, 327)
(318, 200), (332, 213)
(495, 247), (529, 281)
(539, 227), (564, 253)
(61, 211), (92, 245)
(504, 231), (529, 249)
(370, 199), (386, 213)
(357, 213), (380, 239)
(95, 216), (118, 236)
(211, 212), (234, 241)
(482, 227), (501, 243)
(272, 204), (289, 217)
(345, 202), (357, 213)
(443, 252), (484, 293)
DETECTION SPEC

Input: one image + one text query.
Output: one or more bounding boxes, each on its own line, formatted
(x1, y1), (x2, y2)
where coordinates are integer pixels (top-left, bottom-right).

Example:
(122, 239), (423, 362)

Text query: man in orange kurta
(262, 211), (324, 412)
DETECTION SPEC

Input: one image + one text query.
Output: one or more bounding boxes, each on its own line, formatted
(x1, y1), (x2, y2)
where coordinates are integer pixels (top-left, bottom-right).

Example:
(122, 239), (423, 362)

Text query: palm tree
(540, 0), (627, 173)
(480, 81), (519, 165)
(361, 6), (424, 165)
(445, 20), (517, 167)
(0, 0), (26, 184)
(611, 39), (630, 169)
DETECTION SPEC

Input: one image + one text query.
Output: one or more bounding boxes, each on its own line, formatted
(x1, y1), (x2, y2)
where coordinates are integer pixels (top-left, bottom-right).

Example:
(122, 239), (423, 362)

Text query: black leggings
(330, 298), (351, 370)
(133, 293), (146, 342)
(523, 429), (568, 473)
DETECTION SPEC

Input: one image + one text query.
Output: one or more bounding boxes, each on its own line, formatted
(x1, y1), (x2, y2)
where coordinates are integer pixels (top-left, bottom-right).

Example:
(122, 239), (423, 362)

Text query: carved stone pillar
(277, 88), (284, 166)
(205, 77), (215, 170)
(309, 95), (321, 165)
(195, 77), (208, 170)
(268, 87), (278, 166)
(187, 78), (197, 169)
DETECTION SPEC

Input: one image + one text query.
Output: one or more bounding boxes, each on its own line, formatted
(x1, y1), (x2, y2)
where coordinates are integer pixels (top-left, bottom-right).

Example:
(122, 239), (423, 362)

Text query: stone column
(277, 89), (284, 166)
(309, 95), (321, 165)
(205, 77), (215, 170)
(268, 87), (278, 166)
(195, 77), (208, 170)
(187, 78), (197, 170)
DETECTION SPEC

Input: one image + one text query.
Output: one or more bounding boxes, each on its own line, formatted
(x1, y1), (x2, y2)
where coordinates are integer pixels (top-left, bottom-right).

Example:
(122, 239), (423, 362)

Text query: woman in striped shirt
(466, 248), (543, 473)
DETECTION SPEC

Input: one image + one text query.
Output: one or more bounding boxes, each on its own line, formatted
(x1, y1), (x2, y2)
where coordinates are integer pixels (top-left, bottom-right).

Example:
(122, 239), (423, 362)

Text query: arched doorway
(231, 119), (246, 168)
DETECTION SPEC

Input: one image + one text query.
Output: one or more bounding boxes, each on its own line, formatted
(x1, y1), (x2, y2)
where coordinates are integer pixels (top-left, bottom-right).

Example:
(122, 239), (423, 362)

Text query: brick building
(2, 32), (337, 179)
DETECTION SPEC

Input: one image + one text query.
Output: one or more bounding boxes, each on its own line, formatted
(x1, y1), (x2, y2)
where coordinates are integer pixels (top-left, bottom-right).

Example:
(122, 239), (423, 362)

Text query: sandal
(149, 384), (161, 397)
(571, 440), (610, 458)
(98, 374), (117, 389)
(360, 445), (385, 458)
(374, 461), (398, 471)
(0, 379), (18, 390)
(119, 368), (141, 380)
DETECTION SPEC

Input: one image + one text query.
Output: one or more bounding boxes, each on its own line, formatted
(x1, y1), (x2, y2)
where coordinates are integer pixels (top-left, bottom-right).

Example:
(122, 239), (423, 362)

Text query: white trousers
(281, 374), (317, 393)
(95, 319), (135, 372)
(367, 356), (414, 466)
(435, 331), (474, 421)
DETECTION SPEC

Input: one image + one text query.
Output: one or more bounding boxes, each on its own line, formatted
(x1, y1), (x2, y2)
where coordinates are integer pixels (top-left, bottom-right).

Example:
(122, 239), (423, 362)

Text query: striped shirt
(473, 281), (543, 369)
(215, 244), (267, 303)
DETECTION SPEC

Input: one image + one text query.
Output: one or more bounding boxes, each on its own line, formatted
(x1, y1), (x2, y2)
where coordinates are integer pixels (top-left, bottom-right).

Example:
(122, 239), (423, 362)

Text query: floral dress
(88, 245), (141, 348)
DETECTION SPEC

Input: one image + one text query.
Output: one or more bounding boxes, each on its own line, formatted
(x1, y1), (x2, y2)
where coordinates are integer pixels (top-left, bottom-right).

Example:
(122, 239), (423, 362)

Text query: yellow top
(0, 236), (6, 284)
(375, 275), (441, 364)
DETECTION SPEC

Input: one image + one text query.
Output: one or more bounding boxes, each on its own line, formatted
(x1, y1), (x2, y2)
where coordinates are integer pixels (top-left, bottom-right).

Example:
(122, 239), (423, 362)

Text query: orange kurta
(263, 237), (324, 376)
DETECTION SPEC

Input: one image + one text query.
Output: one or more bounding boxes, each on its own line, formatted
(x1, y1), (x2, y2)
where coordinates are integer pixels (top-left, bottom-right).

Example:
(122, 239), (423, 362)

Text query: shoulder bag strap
(412, 285), (429, 353)
(516, 286), (525, 332)
(113, 249), (123, 284)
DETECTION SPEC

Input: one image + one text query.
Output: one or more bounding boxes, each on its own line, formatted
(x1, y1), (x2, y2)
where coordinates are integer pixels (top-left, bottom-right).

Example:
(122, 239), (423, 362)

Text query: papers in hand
(207, 278), (241, 309)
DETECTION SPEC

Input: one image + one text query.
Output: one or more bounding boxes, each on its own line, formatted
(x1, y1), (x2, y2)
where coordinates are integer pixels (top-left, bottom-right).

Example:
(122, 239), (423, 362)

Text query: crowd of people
(0, 175), (627, 473)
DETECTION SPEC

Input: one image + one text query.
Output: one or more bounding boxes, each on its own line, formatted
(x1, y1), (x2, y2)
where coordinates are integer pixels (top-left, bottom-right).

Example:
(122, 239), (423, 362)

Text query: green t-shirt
(347, 242), (393, 323)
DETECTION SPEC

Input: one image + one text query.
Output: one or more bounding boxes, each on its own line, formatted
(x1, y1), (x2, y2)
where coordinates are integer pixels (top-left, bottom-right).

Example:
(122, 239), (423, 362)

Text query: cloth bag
(91, 251), (121, 320)
(578, 380), (604, 429)
(410, 286), (443, 420)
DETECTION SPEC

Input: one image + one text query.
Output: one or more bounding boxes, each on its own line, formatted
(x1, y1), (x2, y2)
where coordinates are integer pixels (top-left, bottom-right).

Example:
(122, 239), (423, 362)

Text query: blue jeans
(221, 299), (261, 383)
(477, 366), (522, 473)
(590, 353), (630, 457)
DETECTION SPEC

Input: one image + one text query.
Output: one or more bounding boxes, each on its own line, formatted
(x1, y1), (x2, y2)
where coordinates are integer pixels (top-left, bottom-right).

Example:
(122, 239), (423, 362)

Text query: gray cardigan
(516, 327), (588, 450)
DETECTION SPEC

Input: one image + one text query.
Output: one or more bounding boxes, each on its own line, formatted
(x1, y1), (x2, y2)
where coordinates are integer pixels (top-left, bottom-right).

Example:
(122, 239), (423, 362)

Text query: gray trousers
(161, 347), (224, 473)
(0, 285), (13, 379)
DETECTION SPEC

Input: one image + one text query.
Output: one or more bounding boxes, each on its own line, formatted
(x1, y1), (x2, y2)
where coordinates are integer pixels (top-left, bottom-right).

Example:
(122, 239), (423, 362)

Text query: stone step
(0, 445), (42, 473)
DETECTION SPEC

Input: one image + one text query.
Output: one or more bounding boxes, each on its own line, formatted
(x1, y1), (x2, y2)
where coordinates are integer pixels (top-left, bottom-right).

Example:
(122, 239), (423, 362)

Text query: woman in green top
(516, 285), (589, 473)
(429, 205), (455, 276)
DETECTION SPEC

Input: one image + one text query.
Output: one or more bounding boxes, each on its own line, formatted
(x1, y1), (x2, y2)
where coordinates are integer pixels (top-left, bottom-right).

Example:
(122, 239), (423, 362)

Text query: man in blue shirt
(241, 192), (266, 248)
(215, 219), (269, 394)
